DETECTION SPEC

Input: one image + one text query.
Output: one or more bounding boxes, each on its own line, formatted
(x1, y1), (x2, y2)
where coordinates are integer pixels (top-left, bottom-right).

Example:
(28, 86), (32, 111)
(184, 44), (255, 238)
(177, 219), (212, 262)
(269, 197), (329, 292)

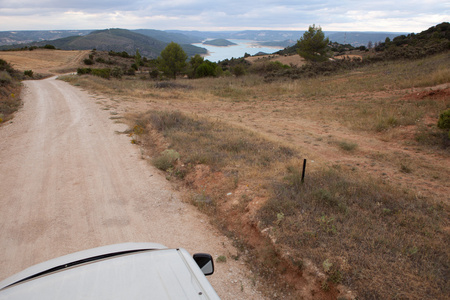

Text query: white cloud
(0, 0), (448, 31)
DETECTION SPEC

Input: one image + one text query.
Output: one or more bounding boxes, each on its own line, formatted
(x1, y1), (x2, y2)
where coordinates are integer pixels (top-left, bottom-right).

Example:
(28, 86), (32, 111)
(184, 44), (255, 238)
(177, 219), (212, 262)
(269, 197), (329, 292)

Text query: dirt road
(0, 77), (264, 299)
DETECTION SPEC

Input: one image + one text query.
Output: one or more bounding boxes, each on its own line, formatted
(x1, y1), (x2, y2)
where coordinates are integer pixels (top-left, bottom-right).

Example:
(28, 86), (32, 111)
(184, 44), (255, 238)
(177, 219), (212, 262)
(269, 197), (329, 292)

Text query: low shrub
(195, 61), (221, 78)
(77, 68), (111, 79)
(125, 68), (135, 76)
(263, 58), (363, 80)
(77, 68), (92, 75)
(232, 64), (246, 77)
(154, 82), (192, 90)
(152, 149), (180, 171)
(83, 58), (94, 65)
(149, 69), (159, 79)
(0, 59), (14, 74)
(24, 70), (33, 77)
(338, 141), (358, 152)
(91, 68), (110, 79)
(0, 71), (12, 85)
(110, 67), (123, 79)
(249, 61), (290, 75)
(437, 108), (450, 138)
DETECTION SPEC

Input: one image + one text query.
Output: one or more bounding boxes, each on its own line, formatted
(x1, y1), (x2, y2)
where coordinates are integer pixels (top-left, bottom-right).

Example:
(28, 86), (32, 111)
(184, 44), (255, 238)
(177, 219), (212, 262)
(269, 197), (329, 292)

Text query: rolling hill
(0, 29), (207, 59)
(0, 30), (92, 46)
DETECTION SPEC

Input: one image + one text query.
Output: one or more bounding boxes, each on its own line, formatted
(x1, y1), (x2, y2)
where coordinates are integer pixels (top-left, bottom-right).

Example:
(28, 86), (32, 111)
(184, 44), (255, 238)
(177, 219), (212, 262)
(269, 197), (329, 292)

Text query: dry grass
(259, 167), (448, 299)
(129, 110), (448, 299)
(0, 49), (89, 75)
(60, 51), (450, 299)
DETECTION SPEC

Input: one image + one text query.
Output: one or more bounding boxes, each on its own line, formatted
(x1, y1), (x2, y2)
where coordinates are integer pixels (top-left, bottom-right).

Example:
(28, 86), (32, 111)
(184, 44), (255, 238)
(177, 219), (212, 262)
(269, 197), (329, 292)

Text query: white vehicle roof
(0, 243), (220, 300)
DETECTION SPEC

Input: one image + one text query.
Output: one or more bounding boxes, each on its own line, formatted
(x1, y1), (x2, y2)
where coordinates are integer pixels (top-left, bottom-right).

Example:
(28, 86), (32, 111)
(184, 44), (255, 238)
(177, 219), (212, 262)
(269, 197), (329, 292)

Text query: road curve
(0, 77), (263, 299)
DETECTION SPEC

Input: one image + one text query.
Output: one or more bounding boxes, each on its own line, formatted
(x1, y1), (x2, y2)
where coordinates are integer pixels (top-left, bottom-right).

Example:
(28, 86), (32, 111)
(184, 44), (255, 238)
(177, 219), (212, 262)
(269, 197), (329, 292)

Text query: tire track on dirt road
(0, 77), (265, 299)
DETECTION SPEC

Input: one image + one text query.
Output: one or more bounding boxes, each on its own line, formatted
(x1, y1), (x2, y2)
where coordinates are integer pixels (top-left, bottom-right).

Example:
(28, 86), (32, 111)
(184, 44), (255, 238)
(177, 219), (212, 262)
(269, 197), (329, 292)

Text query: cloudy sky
(0, 0), (448, 33)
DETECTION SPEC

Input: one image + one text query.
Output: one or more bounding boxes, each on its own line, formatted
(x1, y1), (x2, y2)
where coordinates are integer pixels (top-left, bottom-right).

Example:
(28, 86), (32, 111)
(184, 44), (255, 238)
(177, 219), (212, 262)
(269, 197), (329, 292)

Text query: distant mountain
(133, 29), (202, 44)
(325, 32), (404, 47)
(257, 40), (296, 48)
(0, 29), (207, 58)
(0, 30), (92, 46)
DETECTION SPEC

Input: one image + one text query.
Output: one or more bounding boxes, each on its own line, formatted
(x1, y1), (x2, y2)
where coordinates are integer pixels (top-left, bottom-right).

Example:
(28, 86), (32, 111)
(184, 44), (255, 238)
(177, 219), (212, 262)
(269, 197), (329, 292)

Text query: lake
(192, 39), (284, 62)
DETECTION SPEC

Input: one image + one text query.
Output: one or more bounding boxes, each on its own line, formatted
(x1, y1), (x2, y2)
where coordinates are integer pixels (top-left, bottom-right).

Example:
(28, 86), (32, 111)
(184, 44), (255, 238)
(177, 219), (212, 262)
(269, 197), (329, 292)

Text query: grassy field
(0, 49), (89, 75)
(60, 52), (450, 299)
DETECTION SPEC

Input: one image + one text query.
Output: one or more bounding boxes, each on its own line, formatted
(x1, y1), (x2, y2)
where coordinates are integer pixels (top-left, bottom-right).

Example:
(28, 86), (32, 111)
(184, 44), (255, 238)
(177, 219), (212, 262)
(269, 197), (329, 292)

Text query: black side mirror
(193, 253), (214, 276)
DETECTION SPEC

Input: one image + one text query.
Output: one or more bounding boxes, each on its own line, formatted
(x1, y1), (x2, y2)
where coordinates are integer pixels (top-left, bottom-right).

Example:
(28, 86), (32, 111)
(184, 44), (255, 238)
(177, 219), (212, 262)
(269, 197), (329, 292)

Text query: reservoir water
(192, 39), (284, 62)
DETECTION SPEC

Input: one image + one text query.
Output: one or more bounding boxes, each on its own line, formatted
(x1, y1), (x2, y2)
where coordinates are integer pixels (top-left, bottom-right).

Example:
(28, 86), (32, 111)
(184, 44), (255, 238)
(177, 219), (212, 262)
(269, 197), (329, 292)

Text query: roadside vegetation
(0, 59), (22, 123)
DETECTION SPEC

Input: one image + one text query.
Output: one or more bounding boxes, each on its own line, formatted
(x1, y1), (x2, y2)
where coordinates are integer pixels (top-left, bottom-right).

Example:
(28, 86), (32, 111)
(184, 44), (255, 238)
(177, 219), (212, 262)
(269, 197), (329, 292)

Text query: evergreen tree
(157, 42), (187, 79)
(297, 24), (330, 62)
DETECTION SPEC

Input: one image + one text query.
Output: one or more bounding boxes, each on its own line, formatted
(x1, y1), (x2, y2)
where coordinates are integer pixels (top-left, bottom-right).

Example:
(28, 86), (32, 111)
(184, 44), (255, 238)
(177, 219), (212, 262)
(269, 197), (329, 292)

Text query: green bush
(0, 71), (12, 85)
(152, 149), (180, 171)
(77, 68), (111, 79)
(24, 70), (33, 77)
(43, 44), (56, 49)
(91, 68), (111, 79)
(195, 61), (218, 78)
(149, 69), (159, 79)
(95, 57), (105, 63)
(0, 59), (14, 73)
(125, 68), (136, 76)
(437, 109), (450, 130)
(437, 108), (450, 138)
(83, 58), (94, 65)
(249, 61), (290, 75)
(111, 67), (123, 79)
(232, 64), (246, 77)
(77, 68), (92, 75)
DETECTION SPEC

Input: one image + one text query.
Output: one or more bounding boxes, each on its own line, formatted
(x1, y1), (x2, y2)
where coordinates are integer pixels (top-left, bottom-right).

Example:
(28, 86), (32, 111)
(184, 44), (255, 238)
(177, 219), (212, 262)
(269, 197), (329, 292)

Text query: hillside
(0, 29), (207, 59)
(0, 30), (92, 46)
(133, 29), (202, 44)
(276, 22), (450, 58)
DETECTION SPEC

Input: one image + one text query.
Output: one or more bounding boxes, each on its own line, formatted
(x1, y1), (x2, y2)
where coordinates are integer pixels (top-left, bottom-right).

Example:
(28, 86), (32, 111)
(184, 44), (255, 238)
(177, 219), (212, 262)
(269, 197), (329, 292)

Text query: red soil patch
(403, 87), (450, 101)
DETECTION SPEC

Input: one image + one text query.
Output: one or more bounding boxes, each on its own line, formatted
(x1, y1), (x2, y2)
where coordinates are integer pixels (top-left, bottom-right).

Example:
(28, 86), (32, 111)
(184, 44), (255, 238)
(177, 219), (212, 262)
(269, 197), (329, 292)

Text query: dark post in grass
(301, 159), (307, 183)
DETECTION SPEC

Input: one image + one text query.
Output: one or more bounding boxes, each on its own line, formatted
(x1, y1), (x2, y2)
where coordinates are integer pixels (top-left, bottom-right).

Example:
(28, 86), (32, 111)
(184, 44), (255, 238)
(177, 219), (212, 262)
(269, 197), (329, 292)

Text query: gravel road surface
(0, 77), (264, 299)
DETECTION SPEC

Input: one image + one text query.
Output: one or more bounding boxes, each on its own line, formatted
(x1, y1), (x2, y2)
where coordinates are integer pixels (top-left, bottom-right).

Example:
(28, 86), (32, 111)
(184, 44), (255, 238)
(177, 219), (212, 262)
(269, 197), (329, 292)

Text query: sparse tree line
(78, 42), (247, 80)
(0, 44), (57, 52)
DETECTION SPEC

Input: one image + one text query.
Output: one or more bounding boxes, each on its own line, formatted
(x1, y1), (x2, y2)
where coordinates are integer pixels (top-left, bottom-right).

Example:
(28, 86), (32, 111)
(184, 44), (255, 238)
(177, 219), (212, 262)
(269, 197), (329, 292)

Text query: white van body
(0, 242), (220, 299)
